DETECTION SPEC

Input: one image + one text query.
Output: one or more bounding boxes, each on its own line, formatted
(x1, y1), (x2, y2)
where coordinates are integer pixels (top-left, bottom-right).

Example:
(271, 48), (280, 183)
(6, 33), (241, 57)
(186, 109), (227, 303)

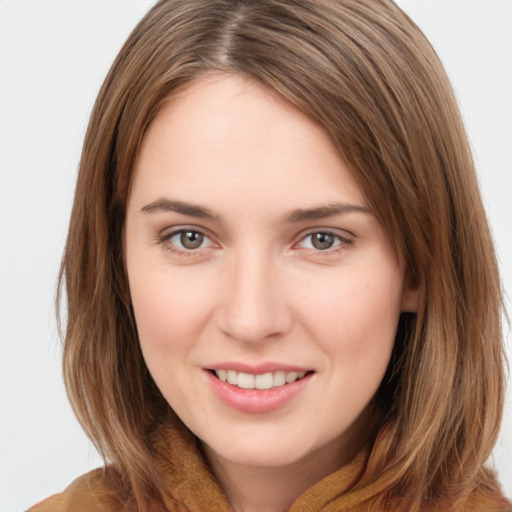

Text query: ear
(401, 280), (419, 313)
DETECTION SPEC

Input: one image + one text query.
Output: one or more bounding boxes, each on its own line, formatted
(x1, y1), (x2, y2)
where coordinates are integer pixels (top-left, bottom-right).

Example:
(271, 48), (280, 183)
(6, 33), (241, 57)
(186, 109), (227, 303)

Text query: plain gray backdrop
(0, 1), (511, 510)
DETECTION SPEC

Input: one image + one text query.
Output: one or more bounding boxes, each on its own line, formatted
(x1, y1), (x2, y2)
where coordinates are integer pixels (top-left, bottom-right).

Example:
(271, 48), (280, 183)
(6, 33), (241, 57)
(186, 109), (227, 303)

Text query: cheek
(127, 263), (220, 411)
(296, 261), (403, 371)
(128, 262), (214, 356)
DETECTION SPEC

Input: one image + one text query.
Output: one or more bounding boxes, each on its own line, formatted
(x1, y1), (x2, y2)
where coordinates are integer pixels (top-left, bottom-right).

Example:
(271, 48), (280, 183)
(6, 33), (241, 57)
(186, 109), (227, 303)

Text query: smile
(207, 368), (314, 413)
(214, 370), (308, 390)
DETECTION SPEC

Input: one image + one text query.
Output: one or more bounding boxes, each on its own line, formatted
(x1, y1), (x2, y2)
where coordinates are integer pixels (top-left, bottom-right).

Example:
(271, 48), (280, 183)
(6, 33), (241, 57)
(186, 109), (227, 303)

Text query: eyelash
(296, 230), (354, 255)
(156, 227), (213, 257)
(156, 228), (354, 257)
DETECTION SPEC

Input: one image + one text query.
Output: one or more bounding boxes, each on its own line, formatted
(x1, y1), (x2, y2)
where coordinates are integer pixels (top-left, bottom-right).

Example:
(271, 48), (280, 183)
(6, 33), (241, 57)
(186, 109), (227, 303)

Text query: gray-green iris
(181, 231), (203, 249)
(311, 233), (335, 250)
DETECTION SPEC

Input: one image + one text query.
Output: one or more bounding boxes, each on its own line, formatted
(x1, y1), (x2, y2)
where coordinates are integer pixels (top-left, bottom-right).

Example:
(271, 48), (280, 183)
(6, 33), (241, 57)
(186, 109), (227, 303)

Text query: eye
(297, 231), (351, 252)
(173, 230), (206, 250)
(308, 232), (337, 250)
(160, 228), (215, 253)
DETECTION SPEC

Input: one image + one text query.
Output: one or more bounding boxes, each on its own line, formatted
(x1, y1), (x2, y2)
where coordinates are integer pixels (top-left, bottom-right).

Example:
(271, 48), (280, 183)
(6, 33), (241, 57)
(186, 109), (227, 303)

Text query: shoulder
(26, 468), (125, 512)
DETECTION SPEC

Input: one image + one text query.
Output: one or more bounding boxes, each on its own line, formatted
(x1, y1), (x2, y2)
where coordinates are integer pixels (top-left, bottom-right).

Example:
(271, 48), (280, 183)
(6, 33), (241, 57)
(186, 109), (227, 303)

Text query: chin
(201, 425), (339, 470)
(211, 445), (308, 469)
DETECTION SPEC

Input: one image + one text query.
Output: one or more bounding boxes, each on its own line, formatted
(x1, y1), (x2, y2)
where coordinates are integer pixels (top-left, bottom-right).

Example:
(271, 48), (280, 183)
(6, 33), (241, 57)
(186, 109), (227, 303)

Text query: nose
(216, 249), (292, 345)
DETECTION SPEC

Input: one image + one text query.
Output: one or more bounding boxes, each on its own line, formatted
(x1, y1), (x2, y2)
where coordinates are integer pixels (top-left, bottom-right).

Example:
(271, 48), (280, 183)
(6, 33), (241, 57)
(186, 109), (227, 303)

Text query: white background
(0, 1), (510, 510)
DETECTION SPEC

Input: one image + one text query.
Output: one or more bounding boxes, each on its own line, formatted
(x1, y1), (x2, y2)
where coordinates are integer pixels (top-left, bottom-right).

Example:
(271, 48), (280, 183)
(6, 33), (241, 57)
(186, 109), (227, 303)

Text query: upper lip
(206, 362), (313, 374)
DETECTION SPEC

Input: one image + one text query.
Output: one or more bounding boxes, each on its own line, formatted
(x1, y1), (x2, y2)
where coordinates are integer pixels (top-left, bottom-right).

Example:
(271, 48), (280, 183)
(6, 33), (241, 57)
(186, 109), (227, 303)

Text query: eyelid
(294, 228), (355, 252)
(156, 225), (354, 256)
(157, 225), (218, 252)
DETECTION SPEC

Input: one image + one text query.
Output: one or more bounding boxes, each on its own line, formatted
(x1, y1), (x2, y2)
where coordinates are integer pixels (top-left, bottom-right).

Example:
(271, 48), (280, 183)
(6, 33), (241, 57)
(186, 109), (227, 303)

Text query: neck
(203, 409), (375, 512)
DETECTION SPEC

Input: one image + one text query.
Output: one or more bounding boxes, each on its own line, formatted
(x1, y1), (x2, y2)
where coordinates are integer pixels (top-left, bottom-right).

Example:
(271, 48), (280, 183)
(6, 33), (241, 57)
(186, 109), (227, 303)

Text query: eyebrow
(141, 199), (219, 220)
(140, 199), (370, 223)
(285, 203), (371, 222)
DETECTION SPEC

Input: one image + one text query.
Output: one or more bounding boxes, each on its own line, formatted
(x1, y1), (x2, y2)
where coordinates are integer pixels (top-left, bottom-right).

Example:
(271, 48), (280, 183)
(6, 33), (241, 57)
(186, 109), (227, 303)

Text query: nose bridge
(218, 245), (290, 344)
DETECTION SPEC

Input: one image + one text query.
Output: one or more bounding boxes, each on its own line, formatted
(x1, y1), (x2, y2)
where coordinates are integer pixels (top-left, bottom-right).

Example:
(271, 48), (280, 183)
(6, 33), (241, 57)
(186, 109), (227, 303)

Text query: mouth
(209, 369), (313, 390)
(206, 366), (314, 413)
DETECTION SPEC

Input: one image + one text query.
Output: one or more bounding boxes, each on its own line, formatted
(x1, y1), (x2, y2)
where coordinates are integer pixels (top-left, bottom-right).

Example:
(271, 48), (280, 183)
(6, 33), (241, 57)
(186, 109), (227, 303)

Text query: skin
(125, 74), (417, 512)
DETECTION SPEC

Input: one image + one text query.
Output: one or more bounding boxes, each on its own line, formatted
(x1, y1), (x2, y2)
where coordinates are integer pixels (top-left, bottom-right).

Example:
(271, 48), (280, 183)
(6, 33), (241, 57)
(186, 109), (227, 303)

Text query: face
(125, 74), (416, 471)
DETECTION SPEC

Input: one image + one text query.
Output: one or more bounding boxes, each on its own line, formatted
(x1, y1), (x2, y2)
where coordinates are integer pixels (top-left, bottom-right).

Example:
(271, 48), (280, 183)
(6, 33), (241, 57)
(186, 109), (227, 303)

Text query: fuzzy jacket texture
(28, 421), (511, 512)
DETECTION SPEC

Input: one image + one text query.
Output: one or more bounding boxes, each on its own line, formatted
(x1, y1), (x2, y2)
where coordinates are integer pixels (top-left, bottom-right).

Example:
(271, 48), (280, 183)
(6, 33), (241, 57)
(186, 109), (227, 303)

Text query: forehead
(129, 74), (366, 217)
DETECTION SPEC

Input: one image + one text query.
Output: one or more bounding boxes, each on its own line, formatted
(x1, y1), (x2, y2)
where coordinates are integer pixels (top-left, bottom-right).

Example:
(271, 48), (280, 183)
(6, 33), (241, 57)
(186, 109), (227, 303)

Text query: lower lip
(206, 371), (313, 413)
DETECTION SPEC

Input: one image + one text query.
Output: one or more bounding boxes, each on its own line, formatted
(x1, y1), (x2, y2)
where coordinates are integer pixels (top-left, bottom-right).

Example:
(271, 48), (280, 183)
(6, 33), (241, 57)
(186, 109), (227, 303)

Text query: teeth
(255, 372), (273, 390)
(237, 373), (255, 389)
(214, 369), (308, 389)
(227, 370), (237, 385)
(273, 371), (286, 386)
(285, 371), (298, 383)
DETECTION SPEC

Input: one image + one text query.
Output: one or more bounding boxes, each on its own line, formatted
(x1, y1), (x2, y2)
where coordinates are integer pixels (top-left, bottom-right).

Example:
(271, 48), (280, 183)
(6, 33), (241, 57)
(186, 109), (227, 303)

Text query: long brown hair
(59, 0), (507, 509)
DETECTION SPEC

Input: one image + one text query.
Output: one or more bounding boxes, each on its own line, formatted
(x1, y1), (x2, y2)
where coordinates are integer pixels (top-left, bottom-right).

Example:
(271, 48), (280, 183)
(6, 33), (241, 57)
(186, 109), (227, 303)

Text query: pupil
(312, 233), (334, 250)
(180, 231), (203, 249)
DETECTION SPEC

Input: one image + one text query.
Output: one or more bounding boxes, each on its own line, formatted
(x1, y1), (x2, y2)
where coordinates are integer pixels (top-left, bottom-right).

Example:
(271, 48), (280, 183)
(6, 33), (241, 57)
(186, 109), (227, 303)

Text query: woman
(28, 0), (510, 510)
